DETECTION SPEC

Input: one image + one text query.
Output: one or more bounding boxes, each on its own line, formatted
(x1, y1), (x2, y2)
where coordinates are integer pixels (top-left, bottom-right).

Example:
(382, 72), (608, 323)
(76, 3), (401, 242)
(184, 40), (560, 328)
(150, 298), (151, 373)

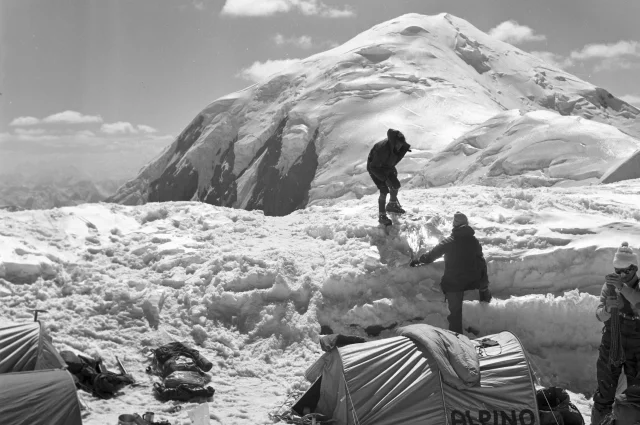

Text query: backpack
(537, 387), (585, 425)
(93, 372), (135, 399)
(60, 350), (84, 374)
(148, 342), (216, 403)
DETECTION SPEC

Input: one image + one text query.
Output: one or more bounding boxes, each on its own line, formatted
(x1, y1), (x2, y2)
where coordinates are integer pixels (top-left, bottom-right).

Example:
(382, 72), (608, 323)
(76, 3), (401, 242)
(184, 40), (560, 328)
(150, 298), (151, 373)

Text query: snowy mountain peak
(109, 13), (640, 215)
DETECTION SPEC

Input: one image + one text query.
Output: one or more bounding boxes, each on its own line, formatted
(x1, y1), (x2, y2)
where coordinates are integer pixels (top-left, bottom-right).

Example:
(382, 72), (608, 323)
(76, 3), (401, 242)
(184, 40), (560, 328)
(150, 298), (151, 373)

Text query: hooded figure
(367, 128), (412, 226)
(410, 212), (491, 333)
(592, 242), (640, 425)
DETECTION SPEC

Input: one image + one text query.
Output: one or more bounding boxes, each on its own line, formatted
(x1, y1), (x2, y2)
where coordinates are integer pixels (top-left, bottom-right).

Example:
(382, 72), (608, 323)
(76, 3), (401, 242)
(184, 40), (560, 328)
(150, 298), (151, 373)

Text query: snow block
(1, 256), (57, 284)
(142, 290), (165, 329)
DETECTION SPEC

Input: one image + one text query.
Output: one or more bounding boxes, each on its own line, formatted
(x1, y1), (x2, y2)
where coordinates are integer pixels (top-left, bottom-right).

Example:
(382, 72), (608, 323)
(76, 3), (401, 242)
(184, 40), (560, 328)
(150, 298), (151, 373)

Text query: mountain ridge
(109, 12), (640, 214)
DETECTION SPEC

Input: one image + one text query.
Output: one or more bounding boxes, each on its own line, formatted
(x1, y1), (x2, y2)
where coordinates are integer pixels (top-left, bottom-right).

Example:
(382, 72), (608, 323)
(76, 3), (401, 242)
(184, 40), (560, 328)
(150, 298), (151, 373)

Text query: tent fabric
(308, 324), (541, 425)
(314, 336), (444, 425)
(0, 321), (66, 373)
(442, 332), (540, 424)
(0, 369), (83, 425)
(397, 323), (480, 389)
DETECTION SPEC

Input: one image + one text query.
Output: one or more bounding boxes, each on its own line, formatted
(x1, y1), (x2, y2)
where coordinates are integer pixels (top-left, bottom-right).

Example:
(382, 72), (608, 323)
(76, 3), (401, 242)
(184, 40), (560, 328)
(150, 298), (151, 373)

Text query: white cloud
(0, 127), (173, 153)
(100, 121), (138, 134)
(9, 116), (40, 126)
(14, 128), (47, 136)
(620, 94), (640, 108)
(0, 130), (59, 143)
(42, 110), (103, 124)
(488, 21), (546, 45)
(137, 124), (158, 134)
(530, 51), (574, 69)
(568, 40), (640, 73)
(221, 0), (354, 18)
(74, 130), (97, 138)
(237, 59), (301, 82)
(570, 40), (639, 61)
(593, 59), (640, 73)
(274, 34), (314, 49)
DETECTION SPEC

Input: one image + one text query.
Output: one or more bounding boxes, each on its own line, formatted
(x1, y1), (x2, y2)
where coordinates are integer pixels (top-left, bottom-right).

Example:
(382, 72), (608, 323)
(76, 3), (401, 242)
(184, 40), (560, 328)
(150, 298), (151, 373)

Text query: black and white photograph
(1, 1), (640, 424)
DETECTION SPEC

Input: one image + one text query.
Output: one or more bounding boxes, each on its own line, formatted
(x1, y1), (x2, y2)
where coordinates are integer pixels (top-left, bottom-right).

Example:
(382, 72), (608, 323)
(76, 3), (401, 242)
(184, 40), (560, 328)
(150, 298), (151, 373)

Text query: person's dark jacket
(367, 128), (412, 181)
(418, 225), (489, 293)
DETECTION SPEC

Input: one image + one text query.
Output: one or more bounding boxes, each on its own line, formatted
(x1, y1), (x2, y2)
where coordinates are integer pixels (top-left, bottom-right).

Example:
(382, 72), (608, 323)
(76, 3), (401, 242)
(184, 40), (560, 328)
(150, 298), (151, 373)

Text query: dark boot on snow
(378, 214), (392, 226)
(386, 202), (405, 214)
(479, 288), (492, 303)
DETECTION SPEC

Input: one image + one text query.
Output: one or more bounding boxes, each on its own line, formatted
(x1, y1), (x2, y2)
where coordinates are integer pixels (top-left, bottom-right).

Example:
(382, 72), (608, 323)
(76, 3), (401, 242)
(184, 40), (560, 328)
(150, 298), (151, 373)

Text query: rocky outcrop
(244, 120), (319, 215)
(600, 150), (640, 184)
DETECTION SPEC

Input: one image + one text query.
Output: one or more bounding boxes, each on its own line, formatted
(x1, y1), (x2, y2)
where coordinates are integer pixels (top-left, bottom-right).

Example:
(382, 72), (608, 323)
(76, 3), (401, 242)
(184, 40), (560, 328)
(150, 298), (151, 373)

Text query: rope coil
(609, 306), (626, 368)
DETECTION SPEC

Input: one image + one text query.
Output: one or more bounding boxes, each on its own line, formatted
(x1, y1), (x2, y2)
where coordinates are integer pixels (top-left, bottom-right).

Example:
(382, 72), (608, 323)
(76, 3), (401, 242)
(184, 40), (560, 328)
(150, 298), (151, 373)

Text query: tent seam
(337, 350), (361, 425)
(437, 369), (450, 425)
(507, 331), (542, 425)
(35, 320), (44, 370)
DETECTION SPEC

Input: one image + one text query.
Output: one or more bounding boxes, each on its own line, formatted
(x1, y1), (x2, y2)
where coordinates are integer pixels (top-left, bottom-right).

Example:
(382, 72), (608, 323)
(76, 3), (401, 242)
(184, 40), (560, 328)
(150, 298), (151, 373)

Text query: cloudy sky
(1, 0), (640, 179)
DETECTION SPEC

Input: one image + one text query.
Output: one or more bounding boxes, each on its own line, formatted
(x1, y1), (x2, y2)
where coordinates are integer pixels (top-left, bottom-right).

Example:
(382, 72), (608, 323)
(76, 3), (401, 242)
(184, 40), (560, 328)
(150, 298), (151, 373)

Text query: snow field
(2, 182), (640, 422)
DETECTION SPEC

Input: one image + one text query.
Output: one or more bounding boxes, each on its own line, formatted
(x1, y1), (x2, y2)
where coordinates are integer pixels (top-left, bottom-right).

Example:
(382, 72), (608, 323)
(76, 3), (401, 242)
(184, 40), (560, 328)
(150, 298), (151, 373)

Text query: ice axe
(31, 309), (48, 322)
(116, 356), (143, 387)
(116, 356), (129, 375)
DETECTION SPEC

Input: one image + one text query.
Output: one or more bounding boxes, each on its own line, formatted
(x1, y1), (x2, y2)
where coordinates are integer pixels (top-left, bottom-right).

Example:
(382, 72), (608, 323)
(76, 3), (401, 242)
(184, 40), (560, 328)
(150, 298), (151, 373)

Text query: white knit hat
(613, 242), (639, 268)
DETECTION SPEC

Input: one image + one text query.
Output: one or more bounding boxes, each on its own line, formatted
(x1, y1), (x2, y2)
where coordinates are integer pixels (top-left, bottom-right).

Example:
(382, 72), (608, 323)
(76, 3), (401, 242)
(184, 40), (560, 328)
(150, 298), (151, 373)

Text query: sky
(1, 0), (640, 179)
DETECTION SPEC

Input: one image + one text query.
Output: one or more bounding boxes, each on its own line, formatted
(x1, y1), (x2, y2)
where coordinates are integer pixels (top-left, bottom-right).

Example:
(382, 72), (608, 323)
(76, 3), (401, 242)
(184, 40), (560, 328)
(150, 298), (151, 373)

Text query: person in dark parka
(367, 128), (412, 226)
(591, 242), (640, 425)
(410, 211), (492, 333)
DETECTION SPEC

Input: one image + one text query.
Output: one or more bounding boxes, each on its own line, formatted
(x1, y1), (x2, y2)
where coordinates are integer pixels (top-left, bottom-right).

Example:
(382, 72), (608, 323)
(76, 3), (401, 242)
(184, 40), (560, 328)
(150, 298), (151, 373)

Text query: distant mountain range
(0, 168), (125, 211)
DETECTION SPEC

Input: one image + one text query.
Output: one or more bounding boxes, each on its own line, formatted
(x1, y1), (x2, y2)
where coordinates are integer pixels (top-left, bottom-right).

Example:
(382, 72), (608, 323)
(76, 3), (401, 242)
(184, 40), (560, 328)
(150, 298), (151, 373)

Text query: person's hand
(410, 259), (421, 267)
(605, 296), (624, 310)
(605, 273), (624, 290)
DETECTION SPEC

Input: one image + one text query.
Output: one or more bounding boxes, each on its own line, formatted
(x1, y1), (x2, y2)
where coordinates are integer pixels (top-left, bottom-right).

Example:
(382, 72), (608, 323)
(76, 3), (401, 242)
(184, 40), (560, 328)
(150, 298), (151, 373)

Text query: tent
(0, 321), (66, 373)
(296, 324), (540, 425)
(0, 321), (83, 425)
(0, 369), (83, 425)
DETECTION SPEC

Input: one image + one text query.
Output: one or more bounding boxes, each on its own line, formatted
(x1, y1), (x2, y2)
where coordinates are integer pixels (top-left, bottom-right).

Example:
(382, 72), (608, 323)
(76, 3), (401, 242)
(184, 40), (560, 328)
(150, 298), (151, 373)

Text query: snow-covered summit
(109, 13), (640, 215)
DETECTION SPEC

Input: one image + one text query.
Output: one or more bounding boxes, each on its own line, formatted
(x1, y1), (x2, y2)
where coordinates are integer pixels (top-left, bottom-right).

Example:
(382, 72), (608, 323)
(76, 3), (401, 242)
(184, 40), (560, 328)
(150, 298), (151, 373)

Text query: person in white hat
(592, 242), (640, 425)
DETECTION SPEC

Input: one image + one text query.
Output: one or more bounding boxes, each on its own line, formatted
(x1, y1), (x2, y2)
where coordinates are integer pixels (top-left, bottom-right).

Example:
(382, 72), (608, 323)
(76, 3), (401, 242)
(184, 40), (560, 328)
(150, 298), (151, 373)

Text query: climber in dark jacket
(591, 242), (640, 425)
(367, 128), (412, 226)
(410, 212), (491, 333)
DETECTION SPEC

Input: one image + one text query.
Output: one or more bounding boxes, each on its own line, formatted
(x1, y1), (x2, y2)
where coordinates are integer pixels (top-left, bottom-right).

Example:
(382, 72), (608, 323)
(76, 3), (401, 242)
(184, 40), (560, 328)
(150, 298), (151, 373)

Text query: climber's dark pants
(367, 167), (400, 214)
(593, 321), (640, 413)
(445, 291), (465, 334)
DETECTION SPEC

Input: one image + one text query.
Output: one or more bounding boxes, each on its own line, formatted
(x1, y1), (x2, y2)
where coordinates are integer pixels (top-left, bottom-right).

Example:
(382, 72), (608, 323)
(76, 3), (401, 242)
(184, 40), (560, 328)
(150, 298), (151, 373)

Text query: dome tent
(0, 320), (82, 425)
(0, 369), (82, 425)
(0, 321), (66, 373)
(296, 324), (540, 425)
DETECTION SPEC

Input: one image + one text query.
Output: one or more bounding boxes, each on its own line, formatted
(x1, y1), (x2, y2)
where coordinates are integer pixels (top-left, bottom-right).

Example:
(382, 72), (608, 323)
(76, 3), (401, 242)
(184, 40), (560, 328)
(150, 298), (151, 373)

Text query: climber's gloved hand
(409, 259), (421, 268)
